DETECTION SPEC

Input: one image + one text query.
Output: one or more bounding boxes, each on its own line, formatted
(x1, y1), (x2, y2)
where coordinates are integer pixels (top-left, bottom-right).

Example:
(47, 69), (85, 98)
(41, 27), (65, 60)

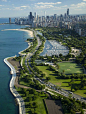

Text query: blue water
(0, 21), (30, 114)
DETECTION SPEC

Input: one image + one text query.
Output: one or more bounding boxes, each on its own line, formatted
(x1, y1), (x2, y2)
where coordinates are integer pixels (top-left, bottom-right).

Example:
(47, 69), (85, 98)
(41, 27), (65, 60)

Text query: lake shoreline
(4, 28), (33, 114)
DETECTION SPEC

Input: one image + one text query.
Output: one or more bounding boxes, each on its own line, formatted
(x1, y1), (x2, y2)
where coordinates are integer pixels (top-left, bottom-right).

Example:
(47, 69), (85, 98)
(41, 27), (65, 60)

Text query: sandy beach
(1, 28), (33, 38)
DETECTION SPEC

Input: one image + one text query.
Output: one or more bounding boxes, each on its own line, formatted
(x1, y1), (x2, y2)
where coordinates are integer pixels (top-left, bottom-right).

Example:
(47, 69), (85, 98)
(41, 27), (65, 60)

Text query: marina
(40, 40), (69, 56)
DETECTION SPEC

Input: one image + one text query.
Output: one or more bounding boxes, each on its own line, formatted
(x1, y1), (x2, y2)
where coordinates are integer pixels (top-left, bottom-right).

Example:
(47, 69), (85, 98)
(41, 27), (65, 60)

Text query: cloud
(53, 5), (68, 10)
(77, 2), (86, 7)
(1, 0), (7, 2)
(34, 2), (61, 9)
(62, 5), (68, 7)
(70, 2), (86, 8)
(83, 0), (86, 1)
(13, 5), (30, 11)
(0, 5), (4, 6)
(1, 7), (11, 10)
(21, 6), (28, 8)
(35, 4), (54, 9)
(14, 7), (23, 10)
(20, 5), (30, 9)
(36, 2), (62, 5)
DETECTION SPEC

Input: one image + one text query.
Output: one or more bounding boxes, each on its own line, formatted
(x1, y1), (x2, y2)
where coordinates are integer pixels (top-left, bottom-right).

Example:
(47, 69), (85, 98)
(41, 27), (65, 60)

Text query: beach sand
(1, 29), (33, 38)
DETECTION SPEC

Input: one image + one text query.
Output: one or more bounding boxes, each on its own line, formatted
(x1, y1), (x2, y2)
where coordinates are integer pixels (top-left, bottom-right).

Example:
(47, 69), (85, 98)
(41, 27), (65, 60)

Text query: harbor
(40, 40), (69, 56)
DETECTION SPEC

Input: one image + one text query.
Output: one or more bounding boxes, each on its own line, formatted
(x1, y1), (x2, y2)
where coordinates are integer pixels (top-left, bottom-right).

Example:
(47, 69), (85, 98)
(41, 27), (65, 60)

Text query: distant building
(9, 18), (11, 24)
(79, 29), (81, 36)
(44, 11), (46, 18)
(34, 12), (37, 19)
(30, 12), (33, 21)
(59, 22), (62, 28)
(67, 8), (69, 16)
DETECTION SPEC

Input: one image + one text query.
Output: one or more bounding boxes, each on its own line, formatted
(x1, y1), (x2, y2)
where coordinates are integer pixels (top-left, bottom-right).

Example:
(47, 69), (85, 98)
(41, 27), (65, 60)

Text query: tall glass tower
(67, 8), (69, 16)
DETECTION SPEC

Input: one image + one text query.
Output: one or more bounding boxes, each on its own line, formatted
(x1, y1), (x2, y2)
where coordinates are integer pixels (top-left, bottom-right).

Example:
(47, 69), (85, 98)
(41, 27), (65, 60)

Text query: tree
(41, 73), (45, 78)
(70, 109), (76, 114)
(46, 77), (51, 82)
(26, 91), (29, 97)
(59, 53), (63, 57)
(80, 109), (84, 114)
(33, 102), (38, 108)
(62, 70), (65, 74)
(57, 64), (60, 69)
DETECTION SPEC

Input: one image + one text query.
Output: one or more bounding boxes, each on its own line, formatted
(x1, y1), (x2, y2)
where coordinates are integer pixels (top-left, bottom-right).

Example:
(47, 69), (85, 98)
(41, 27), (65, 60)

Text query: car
(69, 92), (73, 94)
(81, 97), (84, 99)
(77, 98), (80, 100)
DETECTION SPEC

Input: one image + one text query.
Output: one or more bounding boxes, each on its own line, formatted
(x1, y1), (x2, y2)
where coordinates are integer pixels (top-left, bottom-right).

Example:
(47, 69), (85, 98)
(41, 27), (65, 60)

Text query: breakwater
(4, 57), (25, 114)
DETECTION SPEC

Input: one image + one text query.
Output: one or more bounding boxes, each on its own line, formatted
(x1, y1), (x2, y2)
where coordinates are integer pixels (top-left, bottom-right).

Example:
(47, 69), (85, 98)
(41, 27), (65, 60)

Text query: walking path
(4, 57), (25, 114)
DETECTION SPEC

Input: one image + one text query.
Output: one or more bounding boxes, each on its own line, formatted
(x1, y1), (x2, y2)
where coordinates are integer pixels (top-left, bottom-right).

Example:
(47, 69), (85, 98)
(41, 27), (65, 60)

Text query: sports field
(58, 62), (83, 74)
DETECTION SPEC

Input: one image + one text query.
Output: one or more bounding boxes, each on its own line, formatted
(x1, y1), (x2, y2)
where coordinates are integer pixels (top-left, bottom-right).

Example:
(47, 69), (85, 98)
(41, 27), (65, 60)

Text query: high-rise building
(9, 18), (11, 24)
(30, 12), (33, 20)
(54, 14), (57, 20)
(34, 12), (37, 18)
(44, 11), (46, 18)
(67, 8), (69, 16)
(37, 15), (39, 24)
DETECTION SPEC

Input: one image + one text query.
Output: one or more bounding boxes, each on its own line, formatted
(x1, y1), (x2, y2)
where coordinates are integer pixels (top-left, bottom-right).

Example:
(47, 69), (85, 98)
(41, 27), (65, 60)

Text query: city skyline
(0, 0), (86, 17)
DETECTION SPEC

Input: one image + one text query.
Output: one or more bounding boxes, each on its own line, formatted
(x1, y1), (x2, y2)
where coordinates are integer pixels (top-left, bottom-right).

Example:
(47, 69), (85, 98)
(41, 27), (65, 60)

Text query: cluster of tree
(20, 68), (45, 90)
(31, 79), (45, 90)
(38, 54), (75, 64)
(13, 56), (21, 62)
(24, 37), (37, 53)
(31, 35), (45, 63)
(15, 87), (48, 114)
(27, 61), (35, 74)
(27, 38), (33, 42)
(22, 60), (29, 74)
(68, 78), (86, 91)
(51, 94), (86, 114)
(57, 71), (86, 79)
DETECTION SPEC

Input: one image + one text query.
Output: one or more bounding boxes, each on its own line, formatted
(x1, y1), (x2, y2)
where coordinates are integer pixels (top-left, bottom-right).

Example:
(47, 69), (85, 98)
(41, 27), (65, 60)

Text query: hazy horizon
(0, 0), (86, 17)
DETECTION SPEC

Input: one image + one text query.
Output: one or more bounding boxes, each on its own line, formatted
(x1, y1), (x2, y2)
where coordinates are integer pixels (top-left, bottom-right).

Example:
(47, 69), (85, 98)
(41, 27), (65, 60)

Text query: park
(57, 62), (83, 75)
(37, 62), (86, 97)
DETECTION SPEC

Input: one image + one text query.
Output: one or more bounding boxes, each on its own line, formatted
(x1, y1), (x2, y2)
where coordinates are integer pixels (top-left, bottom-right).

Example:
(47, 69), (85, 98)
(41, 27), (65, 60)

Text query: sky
(0, 0), (86, 17)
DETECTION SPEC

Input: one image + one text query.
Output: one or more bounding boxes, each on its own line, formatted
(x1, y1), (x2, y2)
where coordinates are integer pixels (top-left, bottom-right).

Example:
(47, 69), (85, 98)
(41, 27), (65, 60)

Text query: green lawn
(35, 97), (47, 114)
(37, 65), (86, 97)
(58, 62), (83, 74)
(37, 66), (71, 88)
(35, 28), (42, 31)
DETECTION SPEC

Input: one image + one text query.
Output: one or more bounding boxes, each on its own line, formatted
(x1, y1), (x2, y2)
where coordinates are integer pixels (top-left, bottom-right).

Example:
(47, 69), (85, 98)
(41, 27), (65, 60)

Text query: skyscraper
(44, 11), (46, 18)
(67, 8), (69, 16)
(34, 12), (37, 19)
(30, 12), (33, 20)
(9, 18), (11, 24)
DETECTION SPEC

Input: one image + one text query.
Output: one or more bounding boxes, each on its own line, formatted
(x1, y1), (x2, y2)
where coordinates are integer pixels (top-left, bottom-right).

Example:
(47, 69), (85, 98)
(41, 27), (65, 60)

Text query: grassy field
(58, 62), (83, 74)
(35, 28), (42, 31)
(37, 65), (86, 97)
(35, 97), (47, 114)
(37, 66), (71, 87)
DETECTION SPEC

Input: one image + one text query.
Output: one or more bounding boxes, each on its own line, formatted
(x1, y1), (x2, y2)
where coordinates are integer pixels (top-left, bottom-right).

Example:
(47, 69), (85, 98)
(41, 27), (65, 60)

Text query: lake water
(0, 20), (30, 114)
